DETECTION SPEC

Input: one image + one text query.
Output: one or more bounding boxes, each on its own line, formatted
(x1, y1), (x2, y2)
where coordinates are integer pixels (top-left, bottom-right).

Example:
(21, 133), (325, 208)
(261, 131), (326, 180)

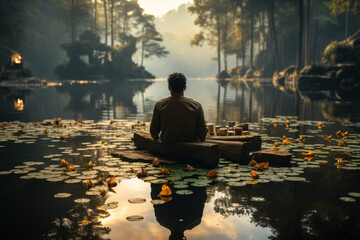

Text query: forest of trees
(188, 0), (360, 77)
(0, 0), (168, 79)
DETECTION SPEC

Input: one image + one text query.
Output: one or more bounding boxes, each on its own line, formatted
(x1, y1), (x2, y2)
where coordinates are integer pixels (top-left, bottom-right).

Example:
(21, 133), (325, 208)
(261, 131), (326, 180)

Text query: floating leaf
(128, 198), (146, 204)
(126, 215), (144, 222)
(340, 197), (356, 202)
(176, 190), (193, 195)
(348, 192), (360, 197)
(150, 199), (166, 205)
(54, 193), (71, 198)
(74, 198), (90, 204)
(250, 197), (265, 202)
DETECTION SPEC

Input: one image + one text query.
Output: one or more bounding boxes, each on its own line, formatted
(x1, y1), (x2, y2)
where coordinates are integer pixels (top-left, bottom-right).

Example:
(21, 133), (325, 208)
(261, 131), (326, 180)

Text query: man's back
(150, 96), (207, 143)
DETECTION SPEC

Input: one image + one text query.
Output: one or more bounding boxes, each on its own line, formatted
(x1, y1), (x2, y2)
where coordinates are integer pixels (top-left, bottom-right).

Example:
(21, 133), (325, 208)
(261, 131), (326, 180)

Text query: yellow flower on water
(337, 158), (343, 165)
(301, 150), (316, 156)
(98, 177), (104, 185)
(160, 167), (170, 175)
(88, 161), (93, 168)
(273, 142), (279, 150)
(338, 140), (344, 146)
(107, 176), (117, 187)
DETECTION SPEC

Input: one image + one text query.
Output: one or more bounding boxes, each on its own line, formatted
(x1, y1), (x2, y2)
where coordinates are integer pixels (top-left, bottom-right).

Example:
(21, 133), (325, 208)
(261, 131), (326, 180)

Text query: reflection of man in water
(150, 72), (208, 143)
(150, 184), (207, 240)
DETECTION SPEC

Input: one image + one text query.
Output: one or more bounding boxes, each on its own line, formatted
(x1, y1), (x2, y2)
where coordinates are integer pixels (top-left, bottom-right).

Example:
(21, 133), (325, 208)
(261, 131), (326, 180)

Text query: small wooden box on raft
(129, 131), (267, 168)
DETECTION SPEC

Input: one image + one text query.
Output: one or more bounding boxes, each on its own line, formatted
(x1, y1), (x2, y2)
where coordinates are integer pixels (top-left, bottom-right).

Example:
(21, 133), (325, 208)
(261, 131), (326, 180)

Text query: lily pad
(74, 198), (91, 204)
(175, 190), (193, 195)
(126, 215), (144, 222)
(250, 197), (265, 202)
(54, 193), (71, 198)
(348, 192), (360, 198)
(150, 199), (166, 205)
(340, 197), (356, 202)
(128, 198), (146, 204)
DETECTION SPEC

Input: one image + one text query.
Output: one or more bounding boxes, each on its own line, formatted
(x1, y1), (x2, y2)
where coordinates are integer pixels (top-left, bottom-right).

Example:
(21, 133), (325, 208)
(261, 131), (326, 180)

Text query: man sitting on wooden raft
(150, 72), (208, 143)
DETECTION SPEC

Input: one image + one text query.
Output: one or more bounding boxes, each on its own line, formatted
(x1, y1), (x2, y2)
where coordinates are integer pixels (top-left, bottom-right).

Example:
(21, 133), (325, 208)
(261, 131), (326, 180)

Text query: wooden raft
(133, 131), (220, 168)
(207, 135), (262, 151)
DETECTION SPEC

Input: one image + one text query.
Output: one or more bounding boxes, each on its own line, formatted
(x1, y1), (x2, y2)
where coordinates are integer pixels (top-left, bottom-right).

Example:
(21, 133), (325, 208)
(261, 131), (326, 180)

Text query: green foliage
(322, 40), (354, 63)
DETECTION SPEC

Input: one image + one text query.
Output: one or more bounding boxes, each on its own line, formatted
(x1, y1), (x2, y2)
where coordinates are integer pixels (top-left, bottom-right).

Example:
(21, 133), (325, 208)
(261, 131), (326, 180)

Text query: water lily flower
(136, 168), (148, 178)
(295, 136), (305, 143)
(301, 150), (316, 156)
(152, 157), (159, 167)
(87, 179), (93, 188)
(273, 142), (279, 150)
(107, 176), (117, 188)
(60, 135), (68, 141)
(159, 184), (172, 196)
(98, 177), (104, 185)
(160, 167), (170, 175)
(88, 161), (93, 168)
(60, 159), (69, 167)
(338, 140), (344, 146)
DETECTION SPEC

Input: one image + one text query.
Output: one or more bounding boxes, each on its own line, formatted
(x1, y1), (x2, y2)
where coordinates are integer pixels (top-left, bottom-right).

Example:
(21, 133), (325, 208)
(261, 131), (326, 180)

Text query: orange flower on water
(319, 161), (328, 166)
(136, 168), (148, 178)
(88, 161), (93, 168)
(302, 150), (316, 157)
(159, 184), (172, 196)
(336, 130), (341, 138)
(251, 170), (259, 179)
(63, 164), (75, 171)
(110, 119), (114, 124)
(282, 136), (291, 146)
(206, 169), (218, 178)
(273, 142), (279, 150)
(98, 177), (104, 185)
(107, 176), (117, 188)
(249, 157), (257, 166)
(338, 140), (344, 146)
(60, 159), (69, 167)
(295, 136), (305, 143)
(152, 157), (159, 167)
(337, 158), (343, 165)
(87, 179), (93, 188)
(160, 167), (170, 175)
(325, 135), (332, 141)
(60, 135), (68, 141)
(344, 131), (348, 139)
(318, 121), (322, 129)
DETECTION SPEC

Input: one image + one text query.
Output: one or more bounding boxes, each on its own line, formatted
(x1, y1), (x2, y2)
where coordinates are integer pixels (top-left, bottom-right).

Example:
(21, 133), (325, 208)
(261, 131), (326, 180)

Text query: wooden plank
(133, 131), (219, 168)
(205, 139), (250, 163)
(207, 135), (261, 151)
(251, 150), (291, 165)
(112, 150), (177, 164)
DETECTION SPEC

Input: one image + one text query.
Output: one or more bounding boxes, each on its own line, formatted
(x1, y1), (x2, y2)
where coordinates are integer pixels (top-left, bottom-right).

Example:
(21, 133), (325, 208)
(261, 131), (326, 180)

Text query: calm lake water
(1, 78), (360, 240)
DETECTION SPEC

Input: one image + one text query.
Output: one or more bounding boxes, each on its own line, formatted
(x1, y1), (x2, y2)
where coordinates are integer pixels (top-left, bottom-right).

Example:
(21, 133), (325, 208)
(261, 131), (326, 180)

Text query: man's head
(168, 72), (187, 95)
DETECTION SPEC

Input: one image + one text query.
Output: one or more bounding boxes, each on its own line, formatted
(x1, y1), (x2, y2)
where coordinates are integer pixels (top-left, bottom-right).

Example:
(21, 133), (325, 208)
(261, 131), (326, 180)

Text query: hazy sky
(138, 0), (192, 17)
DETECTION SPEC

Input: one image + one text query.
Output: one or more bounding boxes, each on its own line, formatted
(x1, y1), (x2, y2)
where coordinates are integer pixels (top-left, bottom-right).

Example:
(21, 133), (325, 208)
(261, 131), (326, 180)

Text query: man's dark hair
(168, 72), (186, 93)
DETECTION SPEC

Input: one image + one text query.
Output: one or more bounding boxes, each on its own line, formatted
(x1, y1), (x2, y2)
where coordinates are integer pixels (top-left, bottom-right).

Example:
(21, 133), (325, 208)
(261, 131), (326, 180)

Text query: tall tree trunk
(304, 0), (311, 65)
(141, 28), (145, 67)
(103, 0), (108, 45)
(268, 0), (281, 71)
(297, 0), (304, 71)
(110, 0), (114, 46)
(310, 0), (318, 63)
(71, 0), (75, 42)
(94, 0), (97, 33)
(250, 14), (254, 68)
(216, 15), (221, 77)
(74, 0), (78, 39)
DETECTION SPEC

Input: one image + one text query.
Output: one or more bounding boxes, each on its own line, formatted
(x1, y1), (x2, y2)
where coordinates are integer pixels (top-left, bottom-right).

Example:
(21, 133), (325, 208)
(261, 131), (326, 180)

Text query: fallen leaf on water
(206, 169), (218, 178)
(251, 170), (259, 179)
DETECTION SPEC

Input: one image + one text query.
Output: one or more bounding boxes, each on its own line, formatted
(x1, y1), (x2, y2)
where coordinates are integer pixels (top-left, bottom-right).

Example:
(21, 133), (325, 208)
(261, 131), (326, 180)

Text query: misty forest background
(0, 0), (359, 79)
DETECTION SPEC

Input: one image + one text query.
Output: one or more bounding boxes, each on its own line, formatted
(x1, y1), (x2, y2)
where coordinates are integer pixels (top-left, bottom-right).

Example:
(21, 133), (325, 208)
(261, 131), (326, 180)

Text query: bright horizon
(138, 0), (192, 17)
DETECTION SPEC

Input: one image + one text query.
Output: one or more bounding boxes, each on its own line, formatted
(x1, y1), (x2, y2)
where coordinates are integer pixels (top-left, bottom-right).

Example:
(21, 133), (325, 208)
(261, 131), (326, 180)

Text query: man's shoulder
(155, 96), (172, 105)
(182, 97), (202, 106)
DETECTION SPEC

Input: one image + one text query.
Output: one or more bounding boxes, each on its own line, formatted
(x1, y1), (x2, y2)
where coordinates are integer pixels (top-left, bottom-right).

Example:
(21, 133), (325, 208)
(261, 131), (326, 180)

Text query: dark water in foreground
(0, 79), (360, 240)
